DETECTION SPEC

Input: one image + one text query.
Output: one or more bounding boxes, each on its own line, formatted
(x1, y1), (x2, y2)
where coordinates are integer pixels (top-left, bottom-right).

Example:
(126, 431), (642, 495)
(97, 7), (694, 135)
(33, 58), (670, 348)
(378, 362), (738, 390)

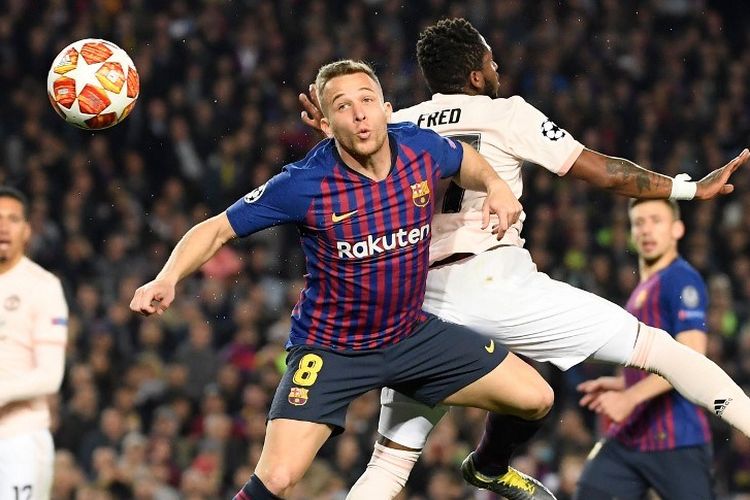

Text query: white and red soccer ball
(47, 38), (139, 130)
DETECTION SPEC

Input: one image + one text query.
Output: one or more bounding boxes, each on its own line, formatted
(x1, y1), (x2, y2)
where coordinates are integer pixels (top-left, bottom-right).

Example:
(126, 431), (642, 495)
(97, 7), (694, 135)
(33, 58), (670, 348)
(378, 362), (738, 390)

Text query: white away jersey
(0, 257), (68, 437)
(392, 93), (584, 262)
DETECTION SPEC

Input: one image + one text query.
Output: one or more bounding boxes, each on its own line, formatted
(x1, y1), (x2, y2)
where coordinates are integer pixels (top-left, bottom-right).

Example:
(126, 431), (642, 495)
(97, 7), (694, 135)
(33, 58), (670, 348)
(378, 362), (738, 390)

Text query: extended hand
(695, 148), (749, 199)
(582, 390), (637, 423)
(129, 279), (176, 316)
(578, 376), (626, 407)
(482, 179), (522, 239)
(577, 376), (626, 395)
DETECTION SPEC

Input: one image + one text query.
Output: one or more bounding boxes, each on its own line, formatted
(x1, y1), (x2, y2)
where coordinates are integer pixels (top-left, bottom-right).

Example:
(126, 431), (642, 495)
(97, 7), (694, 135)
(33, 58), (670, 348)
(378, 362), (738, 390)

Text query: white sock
(629, 323), (750, 437)
(346, 442), (421, 500)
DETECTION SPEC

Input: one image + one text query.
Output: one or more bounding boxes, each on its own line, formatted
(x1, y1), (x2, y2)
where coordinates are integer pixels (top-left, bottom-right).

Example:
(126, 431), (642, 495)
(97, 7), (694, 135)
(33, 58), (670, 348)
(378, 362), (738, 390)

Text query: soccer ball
(47, 39), (139, 130)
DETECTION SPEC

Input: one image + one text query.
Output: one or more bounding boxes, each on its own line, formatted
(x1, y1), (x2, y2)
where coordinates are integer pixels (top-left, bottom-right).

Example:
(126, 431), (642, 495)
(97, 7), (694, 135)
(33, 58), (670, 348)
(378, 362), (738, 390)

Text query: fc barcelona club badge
(411, 180), (430, 207)
(288, 387), (309, 406)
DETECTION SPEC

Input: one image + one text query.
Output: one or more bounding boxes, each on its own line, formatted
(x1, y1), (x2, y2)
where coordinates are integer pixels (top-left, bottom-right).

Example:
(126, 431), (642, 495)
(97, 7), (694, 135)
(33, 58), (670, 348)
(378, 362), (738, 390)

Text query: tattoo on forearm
(605, 157), (669, 196)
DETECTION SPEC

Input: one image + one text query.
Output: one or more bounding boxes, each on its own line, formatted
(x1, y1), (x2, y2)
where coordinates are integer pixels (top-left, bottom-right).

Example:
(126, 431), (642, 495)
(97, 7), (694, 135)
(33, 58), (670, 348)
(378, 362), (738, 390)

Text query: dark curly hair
(416, 18), (487, 94)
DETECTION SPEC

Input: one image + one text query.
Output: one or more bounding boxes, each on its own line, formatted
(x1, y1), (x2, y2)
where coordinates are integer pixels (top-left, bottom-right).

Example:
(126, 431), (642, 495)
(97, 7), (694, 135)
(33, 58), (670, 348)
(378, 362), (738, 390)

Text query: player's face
(0, 196), (30, 267)
(320, 72), (393, 159)
(479, 49), (501, 98)
(629, 201), (683, 264)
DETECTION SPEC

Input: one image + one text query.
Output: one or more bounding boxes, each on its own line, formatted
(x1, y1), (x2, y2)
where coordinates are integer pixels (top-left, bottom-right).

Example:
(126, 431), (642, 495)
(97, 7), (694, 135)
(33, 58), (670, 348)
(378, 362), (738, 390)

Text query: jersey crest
(411, 180), (430, 207)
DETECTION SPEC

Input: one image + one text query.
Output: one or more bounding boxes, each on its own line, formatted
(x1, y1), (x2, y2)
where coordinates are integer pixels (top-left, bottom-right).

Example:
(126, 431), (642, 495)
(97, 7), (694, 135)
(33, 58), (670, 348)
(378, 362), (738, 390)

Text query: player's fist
(129, 279), (176, 316)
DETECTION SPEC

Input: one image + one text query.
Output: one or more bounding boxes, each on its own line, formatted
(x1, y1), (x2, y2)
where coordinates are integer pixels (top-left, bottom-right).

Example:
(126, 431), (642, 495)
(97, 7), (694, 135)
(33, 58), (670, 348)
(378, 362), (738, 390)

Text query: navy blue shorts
(575, 438), (714, 500)
(268, 314), (508, 435)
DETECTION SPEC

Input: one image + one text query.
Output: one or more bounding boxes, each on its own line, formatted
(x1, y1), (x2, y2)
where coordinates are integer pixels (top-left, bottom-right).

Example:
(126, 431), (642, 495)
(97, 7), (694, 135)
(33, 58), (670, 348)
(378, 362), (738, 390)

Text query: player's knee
(524, 380), (554, 420)
(256, 465), (300, 496)
(497, 378), (553, 420)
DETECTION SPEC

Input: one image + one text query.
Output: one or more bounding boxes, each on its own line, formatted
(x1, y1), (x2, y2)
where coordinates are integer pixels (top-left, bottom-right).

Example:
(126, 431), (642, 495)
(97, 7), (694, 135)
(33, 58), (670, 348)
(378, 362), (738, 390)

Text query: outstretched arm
(130, 212), (237, 315)
(568, 148), (749, 200)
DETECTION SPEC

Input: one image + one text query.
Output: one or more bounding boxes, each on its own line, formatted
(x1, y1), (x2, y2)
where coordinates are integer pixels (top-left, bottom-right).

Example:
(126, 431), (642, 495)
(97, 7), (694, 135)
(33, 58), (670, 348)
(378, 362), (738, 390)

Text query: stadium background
(3, 0), (750, 498)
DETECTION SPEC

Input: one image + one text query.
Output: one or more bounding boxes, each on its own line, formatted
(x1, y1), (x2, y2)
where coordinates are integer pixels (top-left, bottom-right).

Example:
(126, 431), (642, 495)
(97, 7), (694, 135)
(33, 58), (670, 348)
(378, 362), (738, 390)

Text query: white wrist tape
(669, 173), (697, 200)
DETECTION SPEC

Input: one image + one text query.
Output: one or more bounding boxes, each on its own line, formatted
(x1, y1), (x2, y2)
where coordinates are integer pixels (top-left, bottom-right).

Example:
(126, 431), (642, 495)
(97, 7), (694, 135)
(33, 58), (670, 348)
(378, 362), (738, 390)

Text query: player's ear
(469, 69), (484, 92)
(384, 101), (393, 122)
(21, 221), (31, 244)
(672, 219), (685, 240)
(320, 117), (334, 139)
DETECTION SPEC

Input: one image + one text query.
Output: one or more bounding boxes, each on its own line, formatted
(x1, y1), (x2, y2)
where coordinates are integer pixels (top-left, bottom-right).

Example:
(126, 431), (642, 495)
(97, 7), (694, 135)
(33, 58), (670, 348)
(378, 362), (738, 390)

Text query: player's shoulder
(501, 94), (545, 117)
(388, 121), (444, 143)
(17, 257), (62, 287)
(388, 121), (424, 136)
(662, 257), (707, 294)
(394, 94), (528, 118)
(665, 257), (704, 282)
(285, 138), (336, 174)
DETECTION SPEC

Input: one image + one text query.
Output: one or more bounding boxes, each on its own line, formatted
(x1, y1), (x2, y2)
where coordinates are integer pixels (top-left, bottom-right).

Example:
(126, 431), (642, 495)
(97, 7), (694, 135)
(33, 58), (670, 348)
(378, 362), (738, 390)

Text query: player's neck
(0, 253), (23, 275)
(336, 139), (393, 181)
(639, 249), (678, 281)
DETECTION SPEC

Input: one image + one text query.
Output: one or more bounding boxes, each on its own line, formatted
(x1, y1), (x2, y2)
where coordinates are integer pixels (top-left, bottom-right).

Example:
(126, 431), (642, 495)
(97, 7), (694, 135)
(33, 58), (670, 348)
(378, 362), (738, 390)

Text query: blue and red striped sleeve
(409, 125), (464, 178)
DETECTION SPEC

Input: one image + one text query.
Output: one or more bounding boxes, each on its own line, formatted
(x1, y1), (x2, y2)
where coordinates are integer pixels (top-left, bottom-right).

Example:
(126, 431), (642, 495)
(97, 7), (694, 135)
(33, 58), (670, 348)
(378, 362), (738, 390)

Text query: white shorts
(0, 430), (53, 500)
(379, 246), (639, 448)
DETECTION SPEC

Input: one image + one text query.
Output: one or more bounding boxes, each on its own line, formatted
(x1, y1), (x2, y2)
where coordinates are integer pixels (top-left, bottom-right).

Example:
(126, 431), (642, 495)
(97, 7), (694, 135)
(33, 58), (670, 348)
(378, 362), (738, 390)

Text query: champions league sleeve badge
(541, 119), (566, 141)
(243, 182), (268, 203)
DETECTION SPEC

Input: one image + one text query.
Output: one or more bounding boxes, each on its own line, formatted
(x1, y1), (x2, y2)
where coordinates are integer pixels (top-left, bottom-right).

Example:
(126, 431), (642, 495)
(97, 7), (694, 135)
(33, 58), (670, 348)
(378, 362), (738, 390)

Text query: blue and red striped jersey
(608, 257), (712, 451)
(226, 122), (463, 351)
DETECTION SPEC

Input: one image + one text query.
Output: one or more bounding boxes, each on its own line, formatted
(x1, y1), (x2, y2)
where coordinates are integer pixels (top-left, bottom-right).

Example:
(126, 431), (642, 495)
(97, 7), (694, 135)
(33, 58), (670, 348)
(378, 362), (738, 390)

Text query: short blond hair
(315, 60), (382, 113)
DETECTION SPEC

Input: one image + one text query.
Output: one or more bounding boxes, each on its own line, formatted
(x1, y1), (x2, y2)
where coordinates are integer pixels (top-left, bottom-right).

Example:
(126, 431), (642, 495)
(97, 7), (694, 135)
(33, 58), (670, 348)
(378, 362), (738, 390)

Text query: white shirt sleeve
(0, 277), (68, 405)
(33, 277), (68, 346)
(504, 96), (584, 176)
(0, 344), (65, 405)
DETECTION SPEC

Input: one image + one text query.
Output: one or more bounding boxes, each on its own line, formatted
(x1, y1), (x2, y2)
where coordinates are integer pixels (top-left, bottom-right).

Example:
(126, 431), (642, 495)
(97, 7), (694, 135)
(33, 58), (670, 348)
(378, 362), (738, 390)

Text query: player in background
(297, 18), (750, 500)
(575, 199), (715, 499)
(131, 60), (557, 500)
(0, 187), (68, 500)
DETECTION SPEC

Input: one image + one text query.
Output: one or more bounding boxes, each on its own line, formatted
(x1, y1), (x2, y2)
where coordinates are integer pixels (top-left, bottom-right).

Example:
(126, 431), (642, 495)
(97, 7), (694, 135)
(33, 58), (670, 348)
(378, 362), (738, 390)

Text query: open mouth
(640, 241), (656, 252)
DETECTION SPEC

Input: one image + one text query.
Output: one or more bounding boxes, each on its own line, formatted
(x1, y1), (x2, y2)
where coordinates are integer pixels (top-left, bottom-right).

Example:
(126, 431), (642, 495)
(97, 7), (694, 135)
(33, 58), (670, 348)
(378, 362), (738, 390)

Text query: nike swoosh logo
(484, 340), (495, 354)
(331, 210), (358, 223)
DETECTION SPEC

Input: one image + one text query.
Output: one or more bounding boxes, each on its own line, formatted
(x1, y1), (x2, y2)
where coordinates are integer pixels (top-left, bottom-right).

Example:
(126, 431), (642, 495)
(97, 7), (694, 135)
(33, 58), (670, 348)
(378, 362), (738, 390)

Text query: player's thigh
(377, 388), (448, 450)
(639, 445), (714, 500)
(440, 351), (553, 418)
(424, 247), (637, 370)
(268, 346), (383, 436)
(385, 315), (513, 413)
(575, 440), (649, 500)
(254, 418), (333, 487)
(0, 430), (53, 500)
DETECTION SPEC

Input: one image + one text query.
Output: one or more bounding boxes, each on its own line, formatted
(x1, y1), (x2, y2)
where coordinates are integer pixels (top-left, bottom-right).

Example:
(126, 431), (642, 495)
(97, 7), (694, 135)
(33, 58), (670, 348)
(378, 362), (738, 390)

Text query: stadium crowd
(2, 0), (750, 498)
